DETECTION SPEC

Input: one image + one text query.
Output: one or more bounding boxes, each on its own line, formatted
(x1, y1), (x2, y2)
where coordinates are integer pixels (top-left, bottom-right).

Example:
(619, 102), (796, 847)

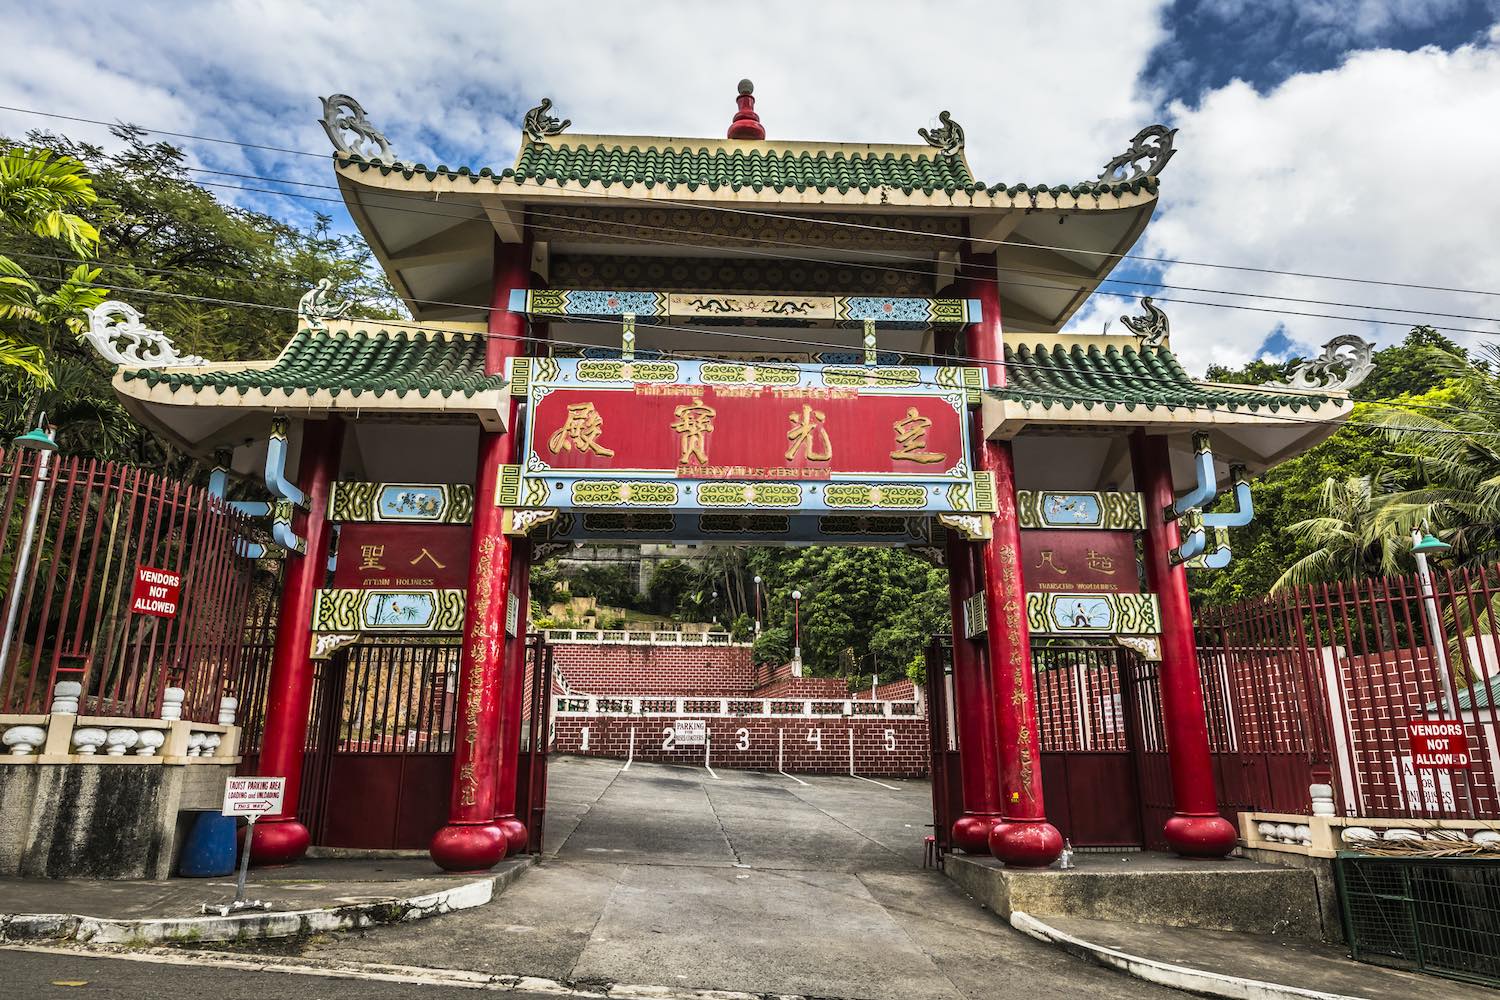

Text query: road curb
(1009, 911), (1369, 1000)
(0, 856), (532, 946)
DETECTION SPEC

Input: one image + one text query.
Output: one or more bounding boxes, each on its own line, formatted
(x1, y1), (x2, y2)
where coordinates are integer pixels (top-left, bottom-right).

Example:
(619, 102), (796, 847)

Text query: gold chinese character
(409, 547), (447, 569)
(1034, 549), (1068, 575)
(1085, 548), (1117, 574)
(890, 407), (945, 464)
(670, 396), (717, 465)
(785, 403), (833, 462)
(548, 402), (615, 457)
(359, 544), (386, 570)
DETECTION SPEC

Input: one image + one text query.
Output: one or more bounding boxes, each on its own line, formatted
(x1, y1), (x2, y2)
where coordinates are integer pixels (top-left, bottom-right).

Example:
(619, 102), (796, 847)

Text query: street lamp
(791, 589), (802, 675)
(0, 415), (59, 696)
(753, 575), (762, 635)
(1411, 527), (1459, 718)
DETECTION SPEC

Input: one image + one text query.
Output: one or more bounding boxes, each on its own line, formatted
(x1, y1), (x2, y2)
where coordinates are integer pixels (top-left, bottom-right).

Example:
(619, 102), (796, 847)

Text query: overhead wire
(3, 101), (1499, 301)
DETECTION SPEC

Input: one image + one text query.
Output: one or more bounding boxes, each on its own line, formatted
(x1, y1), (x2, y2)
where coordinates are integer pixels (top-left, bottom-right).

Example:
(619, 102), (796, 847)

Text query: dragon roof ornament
(523, 98), (571, 142)
(1271, 335), (1376, 393)
(1120, 296), (1169, 348)
(83, 301), (209, 369)
(319, 94), (394, 160)
(918, 111), (965, 157)
(298, 277), (354, 330)
(1099, 124), (1177, 183)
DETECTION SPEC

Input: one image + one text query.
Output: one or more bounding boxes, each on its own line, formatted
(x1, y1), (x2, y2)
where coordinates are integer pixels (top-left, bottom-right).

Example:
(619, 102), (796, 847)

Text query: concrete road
(0, 946), (557, 998)
(290, 756), (1173, 1000)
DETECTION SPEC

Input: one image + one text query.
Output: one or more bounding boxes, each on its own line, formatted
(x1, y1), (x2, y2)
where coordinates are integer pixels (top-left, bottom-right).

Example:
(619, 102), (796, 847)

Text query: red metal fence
(1198, 568), (1500, 821)
(0, 448), (266, 722)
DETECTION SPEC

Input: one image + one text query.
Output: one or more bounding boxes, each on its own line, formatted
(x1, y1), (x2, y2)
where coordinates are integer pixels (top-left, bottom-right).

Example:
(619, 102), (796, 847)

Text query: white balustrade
(186, 732), (206, 757)
(218, 696), (238, 726)
(50, 681), (81, 715)
(201, 733), (222, 757)
(160, 687), (185, 721)
(1309, 783), (1335, 817)
(72, 727), (107, 755)
(3, 724), (47, 756)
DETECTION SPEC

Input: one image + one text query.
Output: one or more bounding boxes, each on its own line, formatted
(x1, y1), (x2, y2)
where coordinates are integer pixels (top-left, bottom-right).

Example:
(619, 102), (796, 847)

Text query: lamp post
(0, 415), (59, 702)
(1412, 527), (1459, 718)
(791, 589), (802, 675)
(753, 575), (762, 635)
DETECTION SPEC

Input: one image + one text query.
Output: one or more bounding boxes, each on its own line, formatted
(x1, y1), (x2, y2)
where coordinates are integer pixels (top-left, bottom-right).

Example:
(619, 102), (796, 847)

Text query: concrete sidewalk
(1017, 912), (1498, 1000)
(0, 857), (531, 944)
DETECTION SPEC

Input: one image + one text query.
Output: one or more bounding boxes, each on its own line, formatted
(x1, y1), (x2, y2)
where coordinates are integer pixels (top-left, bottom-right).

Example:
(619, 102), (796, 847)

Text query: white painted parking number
(736, 728), (750, 750)
(884, 729), (896, 752)
(807, 729), (822, 751)
(661, 727), (676, 750)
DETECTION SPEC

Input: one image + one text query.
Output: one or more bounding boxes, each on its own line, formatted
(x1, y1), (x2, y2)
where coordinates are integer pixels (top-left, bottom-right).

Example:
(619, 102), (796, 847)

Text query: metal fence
(0, 448), (265, 722)
(1198, 568), (1500, 821)
(1336, 855), (1500, 986)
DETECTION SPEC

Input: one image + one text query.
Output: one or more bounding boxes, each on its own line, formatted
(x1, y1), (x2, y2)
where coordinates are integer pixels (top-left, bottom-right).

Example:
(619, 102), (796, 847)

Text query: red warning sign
(130, 566), (181, 618)
(1408, 719), (1472, 770)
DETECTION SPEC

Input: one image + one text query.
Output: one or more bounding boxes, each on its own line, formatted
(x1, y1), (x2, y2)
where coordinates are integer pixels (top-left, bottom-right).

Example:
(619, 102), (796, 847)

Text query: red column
(250, 417), (344, 866)
(493, 537), (532, 851)
(961, 251), (1062, 867)
(430, 236), (531, 872)
(1130, 431), (1237, 856)
(946, 534), (1004, 852)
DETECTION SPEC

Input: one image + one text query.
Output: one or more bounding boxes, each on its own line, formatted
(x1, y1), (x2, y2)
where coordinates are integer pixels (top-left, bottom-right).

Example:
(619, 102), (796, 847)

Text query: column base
(989, 819), (1064, 868)
(248, 817), (310, 867)
(1164, 813), (1238, 858)
(430, 821), (508, 872)
(951, 813), (1004, 854)
(495, 814), (529, 855)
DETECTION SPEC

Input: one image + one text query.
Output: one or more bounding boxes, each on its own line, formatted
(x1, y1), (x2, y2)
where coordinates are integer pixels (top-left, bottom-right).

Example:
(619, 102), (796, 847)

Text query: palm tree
(1272, 469), (1407, 592)
(0, 145), (108, 388)
(1365, 346), (1500, 565)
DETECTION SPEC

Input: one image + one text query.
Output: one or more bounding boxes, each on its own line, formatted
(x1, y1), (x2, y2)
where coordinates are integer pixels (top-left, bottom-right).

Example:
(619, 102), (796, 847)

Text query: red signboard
(529, 385), (965, 481)
(1408, 719), (1472, 770)
(332, 524), (471, 589)
(130, 566), (181, 617)
(1020, 530), (1139, 594)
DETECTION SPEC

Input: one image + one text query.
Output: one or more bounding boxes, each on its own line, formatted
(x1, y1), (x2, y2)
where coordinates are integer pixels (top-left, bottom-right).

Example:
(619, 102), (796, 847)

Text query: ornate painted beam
(507, 289), (982, 330)
(1167, 431), (1218, 521)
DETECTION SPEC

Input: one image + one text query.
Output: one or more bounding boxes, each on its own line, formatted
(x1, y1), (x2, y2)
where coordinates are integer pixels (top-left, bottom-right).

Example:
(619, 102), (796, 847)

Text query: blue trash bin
(178, 811), (238, 877)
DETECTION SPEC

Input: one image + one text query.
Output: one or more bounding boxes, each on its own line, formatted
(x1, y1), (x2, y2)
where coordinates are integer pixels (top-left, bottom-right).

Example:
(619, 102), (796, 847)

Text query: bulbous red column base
(989, 819), (1064, 868)
(495, 814), (529, 855)
(430, 822), (508, 872)
(248, 818), (310, 867)
(1164, 813), (1238, 858)
(951, 813), (1003, 854)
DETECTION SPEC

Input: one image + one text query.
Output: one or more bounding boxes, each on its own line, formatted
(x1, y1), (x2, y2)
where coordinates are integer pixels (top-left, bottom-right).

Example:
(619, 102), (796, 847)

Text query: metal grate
(1336, 855), (1500, 987)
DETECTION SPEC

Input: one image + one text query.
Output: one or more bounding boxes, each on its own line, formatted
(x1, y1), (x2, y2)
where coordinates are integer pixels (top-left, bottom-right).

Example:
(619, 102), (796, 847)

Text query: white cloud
(0, 1), (1168, 203)
(1072, 26), (1500, 373)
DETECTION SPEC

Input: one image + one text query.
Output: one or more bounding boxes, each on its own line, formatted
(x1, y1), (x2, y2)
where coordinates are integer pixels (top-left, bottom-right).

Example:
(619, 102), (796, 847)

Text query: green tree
(0, 146), (107, 387)
(1271, 469), (1408, 591)
(752, 625), (792, 667)
(2, 127), (393, 461)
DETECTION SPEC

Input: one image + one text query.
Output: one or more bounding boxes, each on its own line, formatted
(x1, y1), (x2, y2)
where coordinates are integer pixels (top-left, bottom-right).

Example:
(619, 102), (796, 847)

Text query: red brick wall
(752, 676), (850, 699)
(854, 679), (917, 702)
(553, 715), (929, 776)
(552, 643), (756, 695)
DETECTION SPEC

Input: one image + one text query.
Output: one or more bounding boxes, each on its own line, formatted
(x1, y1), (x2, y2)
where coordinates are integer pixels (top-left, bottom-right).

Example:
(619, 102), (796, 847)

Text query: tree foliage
(1, 127), (393, 464)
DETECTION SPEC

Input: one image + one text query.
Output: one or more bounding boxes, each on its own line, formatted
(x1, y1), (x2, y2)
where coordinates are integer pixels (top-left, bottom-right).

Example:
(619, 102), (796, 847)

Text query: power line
(26, 267), (1500, 440)
(5, 101), (1500, 301)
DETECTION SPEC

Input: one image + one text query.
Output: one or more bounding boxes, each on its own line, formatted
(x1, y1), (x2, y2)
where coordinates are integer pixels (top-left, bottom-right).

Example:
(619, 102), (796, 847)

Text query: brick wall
(552, 714), (929, 777)
(551, 643), (756, 695)
(751, 676), (850, 699)
(854, 679), (917, 702)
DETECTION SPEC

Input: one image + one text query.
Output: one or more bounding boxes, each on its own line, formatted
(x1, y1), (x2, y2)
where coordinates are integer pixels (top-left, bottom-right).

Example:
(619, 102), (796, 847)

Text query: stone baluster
(105, 728), (139, 756)
(1309, 782), (1336, 817)
(218, 696), (238, 726)
(160, 687), (185, 721)
(136, 729), (165, 756)
(202, 733), (222, 757)
(186, 732), (206, 757)
(72, 727), (107, 754)
(3, 725), (47, 756)
(50, 681), (81, 715)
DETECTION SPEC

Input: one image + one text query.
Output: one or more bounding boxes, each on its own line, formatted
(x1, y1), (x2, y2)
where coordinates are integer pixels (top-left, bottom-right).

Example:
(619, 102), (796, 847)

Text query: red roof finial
(727, 79), (765, 140)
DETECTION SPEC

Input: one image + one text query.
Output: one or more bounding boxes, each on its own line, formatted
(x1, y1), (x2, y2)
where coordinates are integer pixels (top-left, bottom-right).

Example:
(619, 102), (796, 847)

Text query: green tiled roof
(997, 343), (1334, 413)
(335, 147), (1160, 199)
(121, 326), (504, 400)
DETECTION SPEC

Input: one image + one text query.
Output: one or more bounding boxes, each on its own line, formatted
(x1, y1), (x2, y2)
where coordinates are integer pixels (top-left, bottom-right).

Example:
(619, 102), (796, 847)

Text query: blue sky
(3, 0), (1499, 373)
